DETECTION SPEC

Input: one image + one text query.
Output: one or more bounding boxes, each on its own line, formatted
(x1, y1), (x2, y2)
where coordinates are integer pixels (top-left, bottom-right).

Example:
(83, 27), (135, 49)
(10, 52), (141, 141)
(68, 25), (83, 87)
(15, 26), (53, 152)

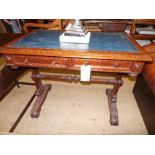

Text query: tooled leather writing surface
(10, 30), (138, 52)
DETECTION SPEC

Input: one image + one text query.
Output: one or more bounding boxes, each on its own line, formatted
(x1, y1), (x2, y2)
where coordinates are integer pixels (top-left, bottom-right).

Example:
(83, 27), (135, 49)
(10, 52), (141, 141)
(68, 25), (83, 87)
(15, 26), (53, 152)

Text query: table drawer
(71, 58), (132, 72)
(4, 55), (68, 69)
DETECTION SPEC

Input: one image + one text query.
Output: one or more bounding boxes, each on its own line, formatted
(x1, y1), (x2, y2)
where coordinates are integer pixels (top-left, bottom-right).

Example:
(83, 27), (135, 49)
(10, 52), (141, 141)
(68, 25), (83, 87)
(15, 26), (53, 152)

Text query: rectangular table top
(0, 33), (22, 46)
(0, 30), (152, 62)
(9, 30), (138, 52)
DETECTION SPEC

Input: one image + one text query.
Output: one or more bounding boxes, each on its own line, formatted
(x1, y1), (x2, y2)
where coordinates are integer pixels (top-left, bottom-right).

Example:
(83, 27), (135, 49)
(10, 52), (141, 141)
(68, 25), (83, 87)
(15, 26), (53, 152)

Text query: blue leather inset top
(10, 30), (138, 52)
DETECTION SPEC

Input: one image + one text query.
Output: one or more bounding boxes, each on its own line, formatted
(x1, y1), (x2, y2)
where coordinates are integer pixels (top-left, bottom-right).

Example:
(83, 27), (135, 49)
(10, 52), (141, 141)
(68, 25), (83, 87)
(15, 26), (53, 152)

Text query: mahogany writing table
(0, 30), (152, 126)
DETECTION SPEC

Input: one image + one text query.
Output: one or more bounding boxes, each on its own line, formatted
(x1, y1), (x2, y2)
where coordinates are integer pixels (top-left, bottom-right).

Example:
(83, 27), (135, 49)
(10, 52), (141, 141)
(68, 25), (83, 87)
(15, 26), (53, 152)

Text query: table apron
(4, 55), (144, 76)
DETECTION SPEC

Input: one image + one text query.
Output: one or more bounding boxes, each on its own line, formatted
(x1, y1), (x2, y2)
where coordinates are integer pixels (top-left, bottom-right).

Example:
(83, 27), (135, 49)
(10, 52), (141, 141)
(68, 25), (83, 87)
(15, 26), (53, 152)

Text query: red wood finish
(0, 31), (152, 126)
(0, 31), (152, 62)
(4, 54), (145, 77)
(0, 31), (152, 77)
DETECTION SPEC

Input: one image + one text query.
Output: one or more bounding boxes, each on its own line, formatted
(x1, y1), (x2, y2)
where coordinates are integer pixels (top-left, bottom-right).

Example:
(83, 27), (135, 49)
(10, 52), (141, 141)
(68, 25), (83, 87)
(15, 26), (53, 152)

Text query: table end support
(30, 84), (51, 118)
(106, 74), (123, 126)
(106, 88), (119, 126)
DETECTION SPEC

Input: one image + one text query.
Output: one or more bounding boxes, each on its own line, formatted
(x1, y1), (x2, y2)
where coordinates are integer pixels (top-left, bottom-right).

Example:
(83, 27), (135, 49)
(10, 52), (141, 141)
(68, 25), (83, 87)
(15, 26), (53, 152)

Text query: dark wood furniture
(83, 19), (133, 32)
(142, 43), (155, 94)
(130, 19), (155, 41)
(133, 74), (155, 134)
(0, 30), (152, 126)
(0, 66), (26, 101)
(0, 33), (23, 45)
(133, 43), (155, 134)
(23, 19), (62, 33)
(0, 33), (27, 101)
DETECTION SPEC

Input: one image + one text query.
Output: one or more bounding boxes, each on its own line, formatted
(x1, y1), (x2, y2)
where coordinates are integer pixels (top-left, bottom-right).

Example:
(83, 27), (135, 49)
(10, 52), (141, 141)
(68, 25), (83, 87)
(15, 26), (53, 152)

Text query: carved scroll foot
(106, 89), (119, 126)
(30, 84), (51, 118)
(105, 74), (123, 126)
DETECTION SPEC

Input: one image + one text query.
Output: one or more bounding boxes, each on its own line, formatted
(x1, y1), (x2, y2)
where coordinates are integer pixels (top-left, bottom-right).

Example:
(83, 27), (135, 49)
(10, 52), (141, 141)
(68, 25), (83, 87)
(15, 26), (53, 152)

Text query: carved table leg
(106, 74), (123, 126)
(30, 69), (51, 118)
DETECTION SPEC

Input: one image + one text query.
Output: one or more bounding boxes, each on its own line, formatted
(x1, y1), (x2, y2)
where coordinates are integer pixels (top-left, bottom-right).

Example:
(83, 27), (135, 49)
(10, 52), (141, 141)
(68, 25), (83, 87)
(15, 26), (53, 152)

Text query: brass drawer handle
(51, 61), (59, 66)
(114, 63), (119, 68)
(135, 64), (142, 69)
(83, 61), (88, 65)
(24, 59), (28, 63)
(5, 55), (12, 60)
